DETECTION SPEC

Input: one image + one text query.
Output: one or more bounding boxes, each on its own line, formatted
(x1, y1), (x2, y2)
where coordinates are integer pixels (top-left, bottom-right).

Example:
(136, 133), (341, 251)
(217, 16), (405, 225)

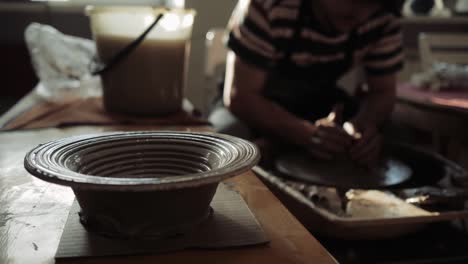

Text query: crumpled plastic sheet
(25, 23), (102, 101)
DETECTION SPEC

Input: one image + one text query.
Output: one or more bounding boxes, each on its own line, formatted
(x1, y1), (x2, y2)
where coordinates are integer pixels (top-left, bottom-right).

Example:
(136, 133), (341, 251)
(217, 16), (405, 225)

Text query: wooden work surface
(397, 83), (468, 114)
(393, 83), (468, 169)
(0, 94), (336, 264)
(395, 84), (468, 139)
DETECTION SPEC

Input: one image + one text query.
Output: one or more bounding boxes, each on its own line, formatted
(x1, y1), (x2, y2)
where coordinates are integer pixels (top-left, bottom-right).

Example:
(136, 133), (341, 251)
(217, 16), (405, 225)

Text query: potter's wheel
(275, 152), (412, 189)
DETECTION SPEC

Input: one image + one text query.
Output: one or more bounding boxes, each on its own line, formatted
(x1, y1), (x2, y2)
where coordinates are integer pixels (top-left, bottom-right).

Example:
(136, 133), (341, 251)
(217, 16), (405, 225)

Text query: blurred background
(0, 0), (467, 114)
(0, 0), (237, 115)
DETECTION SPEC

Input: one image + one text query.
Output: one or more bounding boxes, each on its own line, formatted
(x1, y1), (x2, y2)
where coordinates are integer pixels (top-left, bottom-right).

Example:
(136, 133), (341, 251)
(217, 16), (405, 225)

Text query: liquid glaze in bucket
(87, 6), (196, 115)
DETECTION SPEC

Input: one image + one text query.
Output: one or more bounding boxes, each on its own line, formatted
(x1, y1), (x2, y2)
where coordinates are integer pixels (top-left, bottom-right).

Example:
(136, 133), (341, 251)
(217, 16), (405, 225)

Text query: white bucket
(87, 6), (196, 115)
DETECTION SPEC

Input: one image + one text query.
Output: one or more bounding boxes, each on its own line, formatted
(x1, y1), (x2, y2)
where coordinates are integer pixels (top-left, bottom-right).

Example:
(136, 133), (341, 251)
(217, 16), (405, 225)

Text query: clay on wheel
(275, 152), (412, 189)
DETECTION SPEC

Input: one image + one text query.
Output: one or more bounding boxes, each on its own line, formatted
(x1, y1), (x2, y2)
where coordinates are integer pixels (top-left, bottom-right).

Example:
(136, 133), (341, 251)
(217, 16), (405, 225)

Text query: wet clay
(96, 35), (189, 115)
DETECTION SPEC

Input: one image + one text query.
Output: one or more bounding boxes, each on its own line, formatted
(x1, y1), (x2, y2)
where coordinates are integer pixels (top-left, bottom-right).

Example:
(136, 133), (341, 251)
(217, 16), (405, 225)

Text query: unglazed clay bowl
(24, 131), (260, 239)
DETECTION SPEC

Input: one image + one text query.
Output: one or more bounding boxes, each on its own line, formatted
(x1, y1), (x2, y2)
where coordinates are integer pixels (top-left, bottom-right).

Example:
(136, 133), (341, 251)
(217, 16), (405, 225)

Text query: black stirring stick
(91, 11), (166, 76)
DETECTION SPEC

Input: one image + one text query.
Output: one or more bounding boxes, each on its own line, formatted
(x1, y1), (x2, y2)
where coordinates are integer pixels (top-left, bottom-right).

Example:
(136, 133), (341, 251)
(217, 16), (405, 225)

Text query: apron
(262, 0), (359, 123)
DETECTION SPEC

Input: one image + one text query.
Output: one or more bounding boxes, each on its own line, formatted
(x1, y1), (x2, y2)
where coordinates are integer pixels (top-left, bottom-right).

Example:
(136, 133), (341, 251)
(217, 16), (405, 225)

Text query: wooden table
(393, 84), (468, 164)
(0, 93), (336, 264)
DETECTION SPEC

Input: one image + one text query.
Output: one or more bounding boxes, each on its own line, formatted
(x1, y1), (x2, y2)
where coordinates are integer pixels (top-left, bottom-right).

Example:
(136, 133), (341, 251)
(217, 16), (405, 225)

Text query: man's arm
(349, 73), (397, 165)
(224, 51), (352, 158)
(351, 73), (397, 129)
(223, 51), (315, 146)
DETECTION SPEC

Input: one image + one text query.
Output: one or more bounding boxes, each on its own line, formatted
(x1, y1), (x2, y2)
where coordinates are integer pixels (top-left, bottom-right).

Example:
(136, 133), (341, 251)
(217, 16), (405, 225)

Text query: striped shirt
(227, 0), (404, 82)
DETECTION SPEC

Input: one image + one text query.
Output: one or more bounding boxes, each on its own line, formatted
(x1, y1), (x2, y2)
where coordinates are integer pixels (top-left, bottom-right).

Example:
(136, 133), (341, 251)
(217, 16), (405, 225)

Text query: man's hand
(307, 104), (353, 160)
(307, 120), (353, 160)
(348, 123), (382, 167)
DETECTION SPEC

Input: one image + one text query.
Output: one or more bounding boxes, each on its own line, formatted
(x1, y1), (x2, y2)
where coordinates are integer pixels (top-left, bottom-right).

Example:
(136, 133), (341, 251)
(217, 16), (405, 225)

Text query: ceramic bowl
(24, 131), (260, 239)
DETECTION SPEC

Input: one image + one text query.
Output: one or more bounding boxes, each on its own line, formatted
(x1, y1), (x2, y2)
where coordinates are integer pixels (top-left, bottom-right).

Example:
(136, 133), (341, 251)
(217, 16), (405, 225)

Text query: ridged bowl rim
(24, 131), (260, 191)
